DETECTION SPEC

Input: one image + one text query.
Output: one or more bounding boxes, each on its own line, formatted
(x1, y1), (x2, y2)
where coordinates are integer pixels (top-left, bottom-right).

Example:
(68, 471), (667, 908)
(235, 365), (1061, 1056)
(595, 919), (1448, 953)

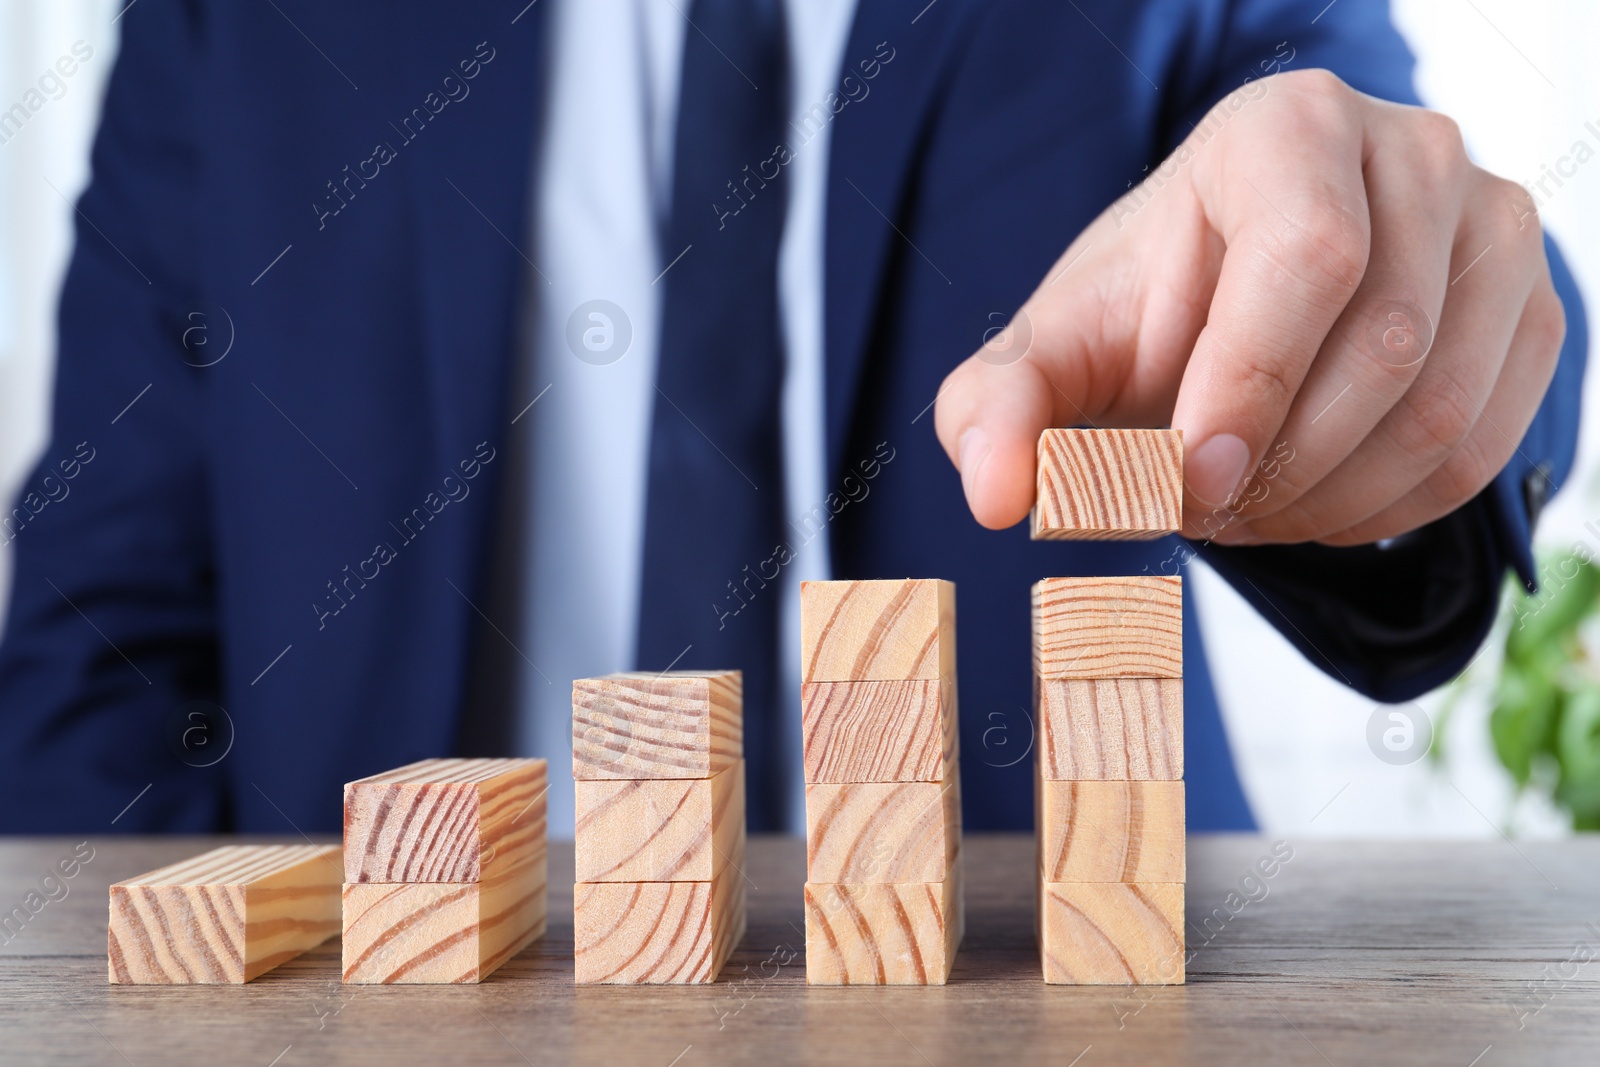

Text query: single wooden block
(805, 772), (960, 883)
(804, 860), (963, 985)
(801, 676), (957, 784)
(343, 757), (547, 884)
(800, 579), (955, 683)
(574, 761), (745, 882)
(571, 671), (742, 780)
(341, 842), (548, 983)
(1032, 428), (1183, 540)
(108, 844), (341, 984)
(1038, 880), (1185, 984)
(1037, 780), (1185, 882)
(573, 868), (745, 984)
(1037, 677), (1183, 780)
(1033, 576), (1182, 679)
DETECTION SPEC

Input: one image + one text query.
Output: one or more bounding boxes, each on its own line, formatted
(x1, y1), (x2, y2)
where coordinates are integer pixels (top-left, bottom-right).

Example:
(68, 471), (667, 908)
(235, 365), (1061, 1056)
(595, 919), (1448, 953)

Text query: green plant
(1487, 551), (1600, 829)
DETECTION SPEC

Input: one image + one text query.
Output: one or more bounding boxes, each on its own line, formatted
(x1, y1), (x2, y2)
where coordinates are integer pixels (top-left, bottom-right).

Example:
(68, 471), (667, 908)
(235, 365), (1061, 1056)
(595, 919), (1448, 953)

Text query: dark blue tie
(637, 0), (790, 830)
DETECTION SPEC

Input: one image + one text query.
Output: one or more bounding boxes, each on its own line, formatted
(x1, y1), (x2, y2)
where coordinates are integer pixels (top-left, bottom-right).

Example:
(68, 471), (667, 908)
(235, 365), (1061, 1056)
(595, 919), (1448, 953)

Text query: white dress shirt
(517, 0), (858, 837)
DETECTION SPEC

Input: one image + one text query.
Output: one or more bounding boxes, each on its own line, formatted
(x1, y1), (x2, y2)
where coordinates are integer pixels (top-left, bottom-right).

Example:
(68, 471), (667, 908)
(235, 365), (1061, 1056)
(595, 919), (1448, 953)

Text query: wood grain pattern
(1037, 677), (1183, 780)
(801, 676), (956, 784)
(1038, 880), (1185, 985)
(108, 845), (340, 984)
(573, 868), (745, 984)
(1031, 428), (1183, 541)
(341, 842), (548, 983)
(1037, 781), (1185, 883)
(1033, 576), (1182, 679)
(805, 773), (960, 884)
(571, 671), (742, 781)
(20, 837), (1600, 1063)
(343, 758), (547, 884)
(800, 579), (955, 683)
(573, 761), (745, 882)
(804, 858), (963, 985)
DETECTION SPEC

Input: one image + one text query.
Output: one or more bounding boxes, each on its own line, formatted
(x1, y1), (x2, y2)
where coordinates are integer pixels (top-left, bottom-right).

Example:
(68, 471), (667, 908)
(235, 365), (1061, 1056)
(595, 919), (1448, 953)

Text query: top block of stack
(344, 758), (547, 884)
(800, 579), (955, 683)
(572, 670), (742, 780)
(1032, 428), (1182, 540)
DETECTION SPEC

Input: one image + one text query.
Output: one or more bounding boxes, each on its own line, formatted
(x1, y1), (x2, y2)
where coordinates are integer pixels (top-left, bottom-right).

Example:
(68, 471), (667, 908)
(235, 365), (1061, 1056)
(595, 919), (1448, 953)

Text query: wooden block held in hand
(1032, 428), (1183, 540)
(341, 842), (548, 983)
(574, 761), (745, 882)
(1037, 780), (1185, 882)
(1033, 577), (1182, 679)
(800, 579), (955, 683)
(801, 676), (957, 784)
(109, 844), (341, 984)
(804, 862), (963, 985)
(1037, 677), (1183, 780)
(805, 773), (960, 883)
(344, 757), (547, 884)
(1038, 880), (1185, 984)
(571, 671), (742, 780)
(573, 868), (745, 984)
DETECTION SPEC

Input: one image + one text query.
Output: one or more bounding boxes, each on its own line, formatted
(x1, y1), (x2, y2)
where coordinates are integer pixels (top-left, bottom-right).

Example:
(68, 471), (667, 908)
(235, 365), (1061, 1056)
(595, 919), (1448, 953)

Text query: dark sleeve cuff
(1194, 232), (1588, 704)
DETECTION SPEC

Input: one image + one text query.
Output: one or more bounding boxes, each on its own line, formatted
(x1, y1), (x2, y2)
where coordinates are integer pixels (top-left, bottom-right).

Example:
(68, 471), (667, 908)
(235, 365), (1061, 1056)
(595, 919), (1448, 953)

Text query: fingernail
(1187, 433), (1251, 506)
(958, 426), (992, 505)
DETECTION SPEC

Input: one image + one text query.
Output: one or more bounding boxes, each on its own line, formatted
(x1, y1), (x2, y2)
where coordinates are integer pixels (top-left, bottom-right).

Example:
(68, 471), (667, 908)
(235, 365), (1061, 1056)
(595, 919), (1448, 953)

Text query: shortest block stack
(110, 844), (341, 983)
(572, 670), (746, 984)
(1032, 428), (1186, 985)
(342, 758), (549, 983)
(800, 578), (963, 985)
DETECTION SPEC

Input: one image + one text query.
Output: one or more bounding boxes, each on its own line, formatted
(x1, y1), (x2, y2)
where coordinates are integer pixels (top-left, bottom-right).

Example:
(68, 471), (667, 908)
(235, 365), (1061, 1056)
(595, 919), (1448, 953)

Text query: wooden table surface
(1, 834), (1596, 1065)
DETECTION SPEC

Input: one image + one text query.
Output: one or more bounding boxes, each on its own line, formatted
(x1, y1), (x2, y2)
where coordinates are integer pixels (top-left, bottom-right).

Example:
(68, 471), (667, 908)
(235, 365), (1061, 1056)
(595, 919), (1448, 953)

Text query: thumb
(933, 242), (1121, 530)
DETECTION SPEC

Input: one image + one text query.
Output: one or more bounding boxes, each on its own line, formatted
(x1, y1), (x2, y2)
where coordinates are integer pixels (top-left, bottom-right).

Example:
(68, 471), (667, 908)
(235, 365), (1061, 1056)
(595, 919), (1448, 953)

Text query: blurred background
(2, 0), (1596, 838)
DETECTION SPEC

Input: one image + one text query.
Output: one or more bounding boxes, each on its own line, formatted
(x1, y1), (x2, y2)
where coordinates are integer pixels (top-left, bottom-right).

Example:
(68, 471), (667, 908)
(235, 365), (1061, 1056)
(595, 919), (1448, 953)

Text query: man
(0, 0), (1586, 837)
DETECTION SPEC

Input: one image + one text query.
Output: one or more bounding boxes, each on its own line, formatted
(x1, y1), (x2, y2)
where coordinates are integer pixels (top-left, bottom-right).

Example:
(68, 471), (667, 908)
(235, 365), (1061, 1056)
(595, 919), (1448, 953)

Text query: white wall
(2, 1), (1596, 836)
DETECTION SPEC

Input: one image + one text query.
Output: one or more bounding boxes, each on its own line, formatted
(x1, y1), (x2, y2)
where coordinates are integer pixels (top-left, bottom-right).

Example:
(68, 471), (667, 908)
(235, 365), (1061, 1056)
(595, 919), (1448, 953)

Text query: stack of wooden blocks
(570, 670), (747, 984)
(341, 758), (549, 983)
(799, 578), (963, 985)
(1031, 428), (1187, 985)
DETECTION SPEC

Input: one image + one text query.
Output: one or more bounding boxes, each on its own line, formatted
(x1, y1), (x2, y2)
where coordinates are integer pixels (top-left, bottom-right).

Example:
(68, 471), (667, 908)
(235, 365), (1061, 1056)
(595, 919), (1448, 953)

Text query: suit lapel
(823, 0), (978, 476)
(402, 3), (549, 462)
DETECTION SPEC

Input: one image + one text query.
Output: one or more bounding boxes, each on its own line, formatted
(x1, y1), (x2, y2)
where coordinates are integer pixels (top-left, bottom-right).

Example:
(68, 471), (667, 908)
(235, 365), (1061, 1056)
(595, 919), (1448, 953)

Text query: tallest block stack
(1031, 428), (1187, 985)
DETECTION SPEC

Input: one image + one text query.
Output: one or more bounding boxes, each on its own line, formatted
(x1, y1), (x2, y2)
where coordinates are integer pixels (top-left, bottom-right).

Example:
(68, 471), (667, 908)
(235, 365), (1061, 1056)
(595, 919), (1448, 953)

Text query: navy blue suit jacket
(0, 0), (1586, 834)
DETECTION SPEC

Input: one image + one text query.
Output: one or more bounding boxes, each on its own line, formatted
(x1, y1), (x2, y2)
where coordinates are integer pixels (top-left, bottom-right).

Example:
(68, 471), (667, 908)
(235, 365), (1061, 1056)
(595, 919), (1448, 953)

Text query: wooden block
(800, 579), (955, 683)
(805, 772), (960, 883)
(1038, 880), (1185, 984)
(341, 840), (548, 983)
(1037, 780), (1185, 882)
(571, 671), (742, 780)
(1037, 677), (1183, 780)
(1032, 428), (1183, 540)
(573, 867), (745, 984)
(344, 758), (547, 884)
(801, 676), (957, 784)
(1033, 576), (1182, 679)
(574, 761), (745, 882)
(804, 859), (963, 985)
(109, 844), (340, 984)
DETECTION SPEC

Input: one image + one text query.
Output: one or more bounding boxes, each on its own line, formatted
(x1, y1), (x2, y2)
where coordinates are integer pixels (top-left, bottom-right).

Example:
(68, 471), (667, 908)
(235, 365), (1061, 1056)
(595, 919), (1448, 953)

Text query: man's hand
(934, 69), (1566, 546)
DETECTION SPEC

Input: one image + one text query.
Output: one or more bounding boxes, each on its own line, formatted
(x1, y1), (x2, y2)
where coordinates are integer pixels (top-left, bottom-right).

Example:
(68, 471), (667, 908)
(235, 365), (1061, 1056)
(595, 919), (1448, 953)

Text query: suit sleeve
(1162, 0), (1589, 700)
(0, 0), (228, 831)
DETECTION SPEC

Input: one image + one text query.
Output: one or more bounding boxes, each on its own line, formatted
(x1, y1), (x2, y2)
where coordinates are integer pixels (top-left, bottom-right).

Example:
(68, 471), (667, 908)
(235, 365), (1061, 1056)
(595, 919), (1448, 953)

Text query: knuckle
(1273, 201), (1371, 292)
(1525, 284), (1568, 357)
(1411, 110), (1467, 173)
(1481, 174), (1546, 247)
(1280, 68), (1354, 111)
(1233, 353), (1298, 412)
(1396, 375), (1477, 458)
(1423, 435), (1501, 510)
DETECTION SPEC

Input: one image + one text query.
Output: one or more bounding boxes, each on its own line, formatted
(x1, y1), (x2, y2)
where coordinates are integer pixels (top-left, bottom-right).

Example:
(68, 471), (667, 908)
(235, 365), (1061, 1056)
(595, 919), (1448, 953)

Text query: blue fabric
(638, 0), (793, 825)
(0, 0), (1586, 835)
